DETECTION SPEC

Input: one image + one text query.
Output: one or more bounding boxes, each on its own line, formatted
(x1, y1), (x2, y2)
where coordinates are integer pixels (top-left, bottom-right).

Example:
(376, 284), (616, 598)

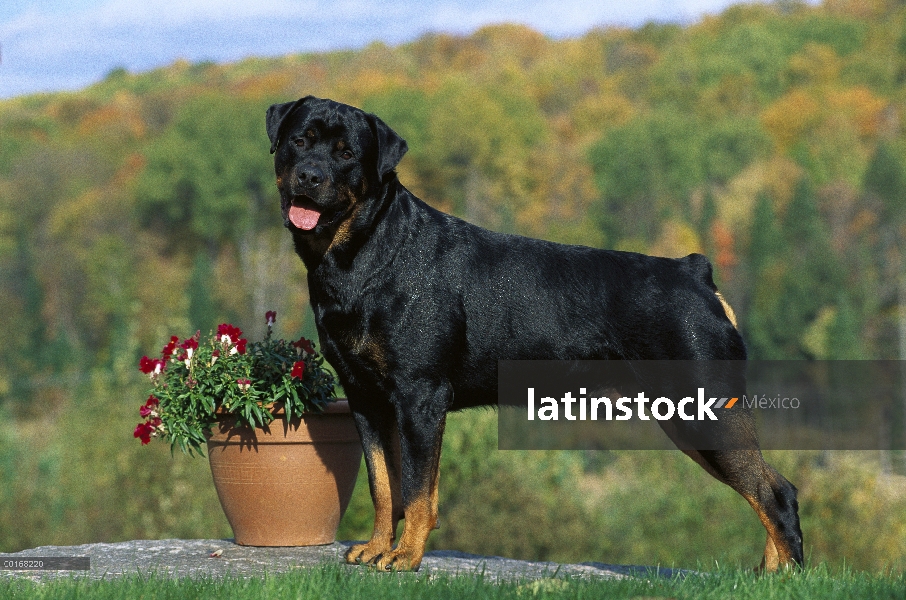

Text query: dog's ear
(266, 96), (312, 154)
(366, 113), (408, 179)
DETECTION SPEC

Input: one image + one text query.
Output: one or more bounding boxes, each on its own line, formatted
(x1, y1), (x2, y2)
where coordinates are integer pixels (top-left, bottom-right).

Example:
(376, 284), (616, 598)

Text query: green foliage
(864, 141), (906, 221)
(589, 109), (699, 242)
(134, 95), (276, 246)
(187, 252), (220, 335)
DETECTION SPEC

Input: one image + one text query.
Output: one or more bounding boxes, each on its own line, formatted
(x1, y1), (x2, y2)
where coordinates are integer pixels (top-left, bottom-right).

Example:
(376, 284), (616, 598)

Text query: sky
(0, 0), (771, 99)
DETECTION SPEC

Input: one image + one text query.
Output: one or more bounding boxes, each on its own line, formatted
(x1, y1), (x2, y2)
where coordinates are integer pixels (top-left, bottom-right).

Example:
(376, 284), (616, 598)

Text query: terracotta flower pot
(206, 399), (361, 546)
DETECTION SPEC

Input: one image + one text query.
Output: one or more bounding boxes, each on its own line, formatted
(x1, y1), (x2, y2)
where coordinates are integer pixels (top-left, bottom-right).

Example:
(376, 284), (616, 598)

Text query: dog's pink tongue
(289, 205), (320, 230)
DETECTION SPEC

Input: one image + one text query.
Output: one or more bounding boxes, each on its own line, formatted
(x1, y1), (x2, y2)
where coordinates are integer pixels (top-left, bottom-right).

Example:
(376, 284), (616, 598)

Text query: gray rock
(0, 539), (689, 583)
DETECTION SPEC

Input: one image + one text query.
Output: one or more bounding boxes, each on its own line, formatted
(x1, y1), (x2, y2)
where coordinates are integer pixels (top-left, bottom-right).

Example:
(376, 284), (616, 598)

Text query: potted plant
(133, 312), (361, 546)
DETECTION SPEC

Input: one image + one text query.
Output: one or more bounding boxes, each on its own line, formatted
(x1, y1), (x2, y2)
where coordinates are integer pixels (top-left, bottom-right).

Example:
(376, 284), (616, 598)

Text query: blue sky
(1, 0), (775, 99)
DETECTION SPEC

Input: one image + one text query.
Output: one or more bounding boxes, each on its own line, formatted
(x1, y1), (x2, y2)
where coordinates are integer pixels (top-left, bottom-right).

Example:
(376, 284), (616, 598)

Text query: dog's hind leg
(345, 397), (405, 566)
(682, 447), (803, 571)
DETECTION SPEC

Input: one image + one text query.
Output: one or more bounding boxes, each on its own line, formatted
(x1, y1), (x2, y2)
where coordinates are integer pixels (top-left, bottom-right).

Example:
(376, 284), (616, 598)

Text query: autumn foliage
(2, 1), (906, 568)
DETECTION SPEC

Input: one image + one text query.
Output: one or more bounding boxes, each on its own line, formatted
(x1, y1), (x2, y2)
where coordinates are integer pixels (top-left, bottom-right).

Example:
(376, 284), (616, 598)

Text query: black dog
(266, 96), (803, 571)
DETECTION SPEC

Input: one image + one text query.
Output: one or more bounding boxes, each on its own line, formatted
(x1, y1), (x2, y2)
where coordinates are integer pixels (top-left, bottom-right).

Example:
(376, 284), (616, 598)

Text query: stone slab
(0, 539), (689, 583)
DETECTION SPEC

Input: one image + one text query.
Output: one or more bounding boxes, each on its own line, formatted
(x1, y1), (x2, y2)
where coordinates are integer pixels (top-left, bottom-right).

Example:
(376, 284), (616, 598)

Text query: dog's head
(266, 96), (408, 237)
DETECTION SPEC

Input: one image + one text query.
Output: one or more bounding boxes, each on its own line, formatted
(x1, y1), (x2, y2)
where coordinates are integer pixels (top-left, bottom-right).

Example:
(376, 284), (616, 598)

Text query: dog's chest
(311, 292), (391, 385)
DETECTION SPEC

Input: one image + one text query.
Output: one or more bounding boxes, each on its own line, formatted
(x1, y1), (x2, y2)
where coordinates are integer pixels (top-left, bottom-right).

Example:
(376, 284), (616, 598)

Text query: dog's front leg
(345, 399), (404, 566)
(373, 384), (450, 572)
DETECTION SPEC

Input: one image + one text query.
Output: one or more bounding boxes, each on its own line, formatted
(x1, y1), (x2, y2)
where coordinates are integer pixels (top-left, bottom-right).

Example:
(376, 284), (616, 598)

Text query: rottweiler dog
(265, 96), (803, 572)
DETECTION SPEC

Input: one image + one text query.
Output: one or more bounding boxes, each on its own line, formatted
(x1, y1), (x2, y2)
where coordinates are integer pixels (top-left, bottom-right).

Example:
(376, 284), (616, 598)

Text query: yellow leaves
(568, 93), (636, 143)
(713, 156), (802, 231)
(827, 86), (888, 138)
(761, 88), (822, 151)
(230, 72), (294, 100)
(334, 70), (410, 106)
(517, 143), (601, 244)
(650, 220), (703, 259)
(48, 187), (104, 239)
(761, 80), (889, 186)
(786, 43), (842, 87)
(825, 0), (893, 19)
(77, 91), (145, 139)
(759, 38), (890, 186)
(802, 305), (838, 359)
(0, 181), (16, 260)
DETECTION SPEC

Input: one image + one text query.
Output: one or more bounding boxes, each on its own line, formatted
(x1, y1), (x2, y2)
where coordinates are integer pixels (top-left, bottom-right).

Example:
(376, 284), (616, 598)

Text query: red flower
(265, 311), (277, 326)
(236, 338), (248, 354)
(291, 361), (305, 380)
(180, 335), (199, 352)
(217, 324), (243, 345)
(236, 378), (251, 392)
(139, 356), (165, 375)
(293, 337), (315, 355)
(134, 422), (154, 445)
(139, 395), (159, 418)
(161, 335), (179, 360)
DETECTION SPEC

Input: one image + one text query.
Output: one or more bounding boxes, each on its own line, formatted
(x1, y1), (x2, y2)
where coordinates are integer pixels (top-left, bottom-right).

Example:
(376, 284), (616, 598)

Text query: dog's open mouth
(288, 196), (321, 231)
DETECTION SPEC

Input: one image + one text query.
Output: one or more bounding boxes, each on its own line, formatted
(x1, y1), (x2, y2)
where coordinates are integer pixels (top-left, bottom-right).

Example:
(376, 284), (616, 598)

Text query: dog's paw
(373, 545), (423, 572)
(345, 541), (390, 566)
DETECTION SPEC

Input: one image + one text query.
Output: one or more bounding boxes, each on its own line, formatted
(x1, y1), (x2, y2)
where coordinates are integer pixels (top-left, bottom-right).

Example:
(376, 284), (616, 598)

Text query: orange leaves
(711, 220), (737, 282)
(762, 40), (889, 156)
(231, 72), (294, 100)
(77, 92), (145, 140)
(826, 86), (888, 138)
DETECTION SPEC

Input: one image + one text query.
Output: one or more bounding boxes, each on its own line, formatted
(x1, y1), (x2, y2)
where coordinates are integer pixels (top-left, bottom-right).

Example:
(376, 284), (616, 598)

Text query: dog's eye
(293, 139), (305, 148)
(340, 150), (354, 160)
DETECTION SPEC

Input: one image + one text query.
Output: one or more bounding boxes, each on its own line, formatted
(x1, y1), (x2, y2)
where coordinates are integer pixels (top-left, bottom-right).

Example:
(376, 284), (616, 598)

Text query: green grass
(1, 564), (904, 599)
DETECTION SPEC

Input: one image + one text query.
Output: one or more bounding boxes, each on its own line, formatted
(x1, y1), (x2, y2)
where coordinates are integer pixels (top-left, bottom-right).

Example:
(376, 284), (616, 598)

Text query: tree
(134, 94), (277, 249)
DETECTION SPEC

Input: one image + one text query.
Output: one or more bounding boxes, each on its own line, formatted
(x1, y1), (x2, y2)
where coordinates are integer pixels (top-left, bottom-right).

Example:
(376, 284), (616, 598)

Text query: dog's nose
(297, 165), (325, 188)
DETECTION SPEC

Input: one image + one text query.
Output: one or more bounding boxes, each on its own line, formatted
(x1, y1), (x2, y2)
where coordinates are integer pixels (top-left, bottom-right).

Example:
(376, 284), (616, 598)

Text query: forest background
(2, 0), (906, 572)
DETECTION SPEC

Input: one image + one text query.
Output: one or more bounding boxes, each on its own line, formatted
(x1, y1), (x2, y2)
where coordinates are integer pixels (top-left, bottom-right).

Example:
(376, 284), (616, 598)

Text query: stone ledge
(1, 539), (690, 583)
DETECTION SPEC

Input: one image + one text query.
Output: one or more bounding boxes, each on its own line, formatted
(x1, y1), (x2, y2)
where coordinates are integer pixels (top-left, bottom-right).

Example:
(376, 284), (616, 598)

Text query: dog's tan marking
(759, 534), (781, 573)
(326, 186), (362, 251)
(374, 463), (440, 571)
(716, 291), (738, 328)
(339, 330), (390, 377)
(373, 417), (445, 571)
(742, 491), (795, 572)
(345, 444), (402, 565)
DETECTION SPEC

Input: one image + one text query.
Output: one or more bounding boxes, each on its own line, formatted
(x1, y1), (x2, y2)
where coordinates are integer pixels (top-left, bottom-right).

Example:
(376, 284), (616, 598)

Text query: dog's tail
(682, 253), (738, 328)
